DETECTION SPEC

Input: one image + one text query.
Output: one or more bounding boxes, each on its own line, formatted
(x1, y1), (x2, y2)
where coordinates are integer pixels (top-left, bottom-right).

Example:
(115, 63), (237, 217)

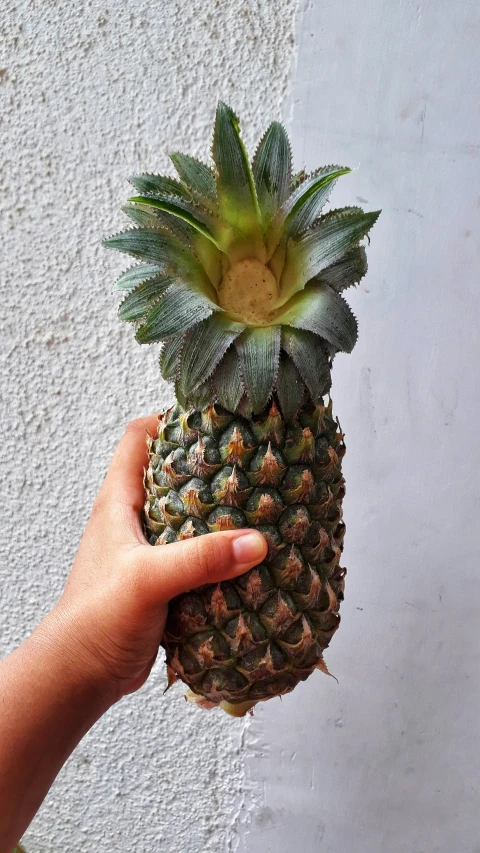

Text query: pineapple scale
(145, 399), (347, 714)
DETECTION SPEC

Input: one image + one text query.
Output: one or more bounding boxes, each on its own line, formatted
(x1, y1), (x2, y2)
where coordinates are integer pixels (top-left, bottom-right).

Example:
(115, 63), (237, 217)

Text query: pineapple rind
(147, 400), (346, 712)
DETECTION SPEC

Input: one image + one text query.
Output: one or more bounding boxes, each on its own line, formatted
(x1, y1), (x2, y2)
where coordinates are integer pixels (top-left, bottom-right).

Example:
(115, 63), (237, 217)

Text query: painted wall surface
(236, 1), (480, 852)
(0, 2), (298, 851)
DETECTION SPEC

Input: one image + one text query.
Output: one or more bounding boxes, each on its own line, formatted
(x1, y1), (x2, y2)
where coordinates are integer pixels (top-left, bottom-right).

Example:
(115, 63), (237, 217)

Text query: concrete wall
(0, 2), (298, 851)
(235, 1), (480, 851)
(2, 0), (479, 851)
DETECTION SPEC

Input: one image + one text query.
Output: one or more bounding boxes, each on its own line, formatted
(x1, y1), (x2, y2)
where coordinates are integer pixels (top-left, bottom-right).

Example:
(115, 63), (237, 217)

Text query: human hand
(45, 415), (267, 705)
(0, 416), (268, 845)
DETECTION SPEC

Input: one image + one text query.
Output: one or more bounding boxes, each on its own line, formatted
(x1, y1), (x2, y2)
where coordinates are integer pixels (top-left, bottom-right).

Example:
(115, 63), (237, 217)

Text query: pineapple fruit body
(105, 102), (379, 713)
(145, 399), (346, 711)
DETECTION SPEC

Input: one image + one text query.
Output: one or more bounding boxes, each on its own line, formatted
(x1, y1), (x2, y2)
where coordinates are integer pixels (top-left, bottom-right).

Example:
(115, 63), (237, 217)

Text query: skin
(0, 415), (267, 852)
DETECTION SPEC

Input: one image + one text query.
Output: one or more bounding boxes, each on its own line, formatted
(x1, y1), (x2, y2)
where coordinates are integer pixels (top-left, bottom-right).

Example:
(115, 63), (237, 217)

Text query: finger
(101, 415), (159, 510)
(138, 529), (268, 603)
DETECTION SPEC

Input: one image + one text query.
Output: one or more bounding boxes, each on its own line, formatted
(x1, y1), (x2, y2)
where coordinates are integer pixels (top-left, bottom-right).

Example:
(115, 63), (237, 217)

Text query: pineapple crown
(104, 102), (380, 421)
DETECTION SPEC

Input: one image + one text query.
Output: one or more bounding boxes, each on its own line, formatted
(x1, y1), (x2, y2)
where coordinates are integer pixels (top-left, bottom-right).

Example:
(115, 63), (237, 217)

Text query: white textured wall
(0, 2), (299, 850)
(237, 1), (480, 851)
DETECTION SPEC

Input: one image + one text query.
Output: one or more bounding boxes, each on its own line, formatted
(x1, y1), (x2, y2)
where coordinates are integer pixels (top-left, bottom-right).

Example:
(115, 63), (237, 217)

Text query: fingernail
(232, 531), (266, 565)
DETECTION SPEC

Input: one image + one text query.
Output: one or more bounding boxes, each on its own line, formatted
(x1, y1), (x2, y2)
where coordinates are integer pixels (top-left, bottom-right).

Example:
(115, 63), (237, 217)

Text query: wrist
(30, 604), (118, 714)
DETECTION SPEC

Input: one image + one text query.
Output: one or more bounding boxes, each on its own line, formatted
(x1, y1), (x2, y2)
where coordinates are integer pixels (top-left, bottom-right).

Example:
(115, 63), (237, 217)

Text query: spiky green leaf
(212, 102), (264, 258)
(267, 166), (351, 254)
(189, 380), (216, 410)
(114, 264), (164, 291)
(103, 229), (216, 300)
(122, 209), (222, 290)
(236, 394), (254, 420)
(210, 346), (244, 413)
(252, 122), (292, 230)
(284, 166), (351, 229)
(124, 198), (229, 289)
(291, 169), (307, 189)
(315, 245), (368, 292)
(179, 314), (245, 395)
(276, 355), (304, 422)
(119, 275), (172, 322)
(174, 378), (189, 410)
(169, 152), (217, 202)
(127, 195), (223, 250)
(122, 202), (196, 245)
(279, 282), (358, 352)
(281, 327), (330, 399)
(236, 326), (281, 413)
(122, 203), (160, 229)
(104, 228), (194, 269)
(128, 173), (190, 198)
(278, 208), (380, 305)
(136, 284), (219, 343)
(160, 335), (184, 381)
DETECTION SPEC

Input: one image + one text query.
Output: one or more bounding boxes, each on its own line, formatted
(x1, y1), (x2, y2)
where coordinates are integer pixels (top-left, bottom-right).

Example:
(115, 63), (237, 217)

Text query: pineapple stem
(220, 699), (258, 717)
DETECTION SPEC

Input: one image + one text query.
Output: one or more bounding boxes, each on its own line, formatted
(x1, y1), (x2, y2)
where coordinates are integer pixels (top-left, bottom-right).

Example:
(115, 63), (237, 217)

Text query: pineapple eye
(218, 258), (280, 326)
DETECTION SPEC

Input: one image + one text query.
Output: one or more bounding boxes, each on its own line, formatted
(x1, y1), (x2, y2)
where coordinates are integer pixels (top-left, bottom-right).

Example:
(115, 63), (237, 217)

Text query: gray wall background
(1, 1), (479, 851)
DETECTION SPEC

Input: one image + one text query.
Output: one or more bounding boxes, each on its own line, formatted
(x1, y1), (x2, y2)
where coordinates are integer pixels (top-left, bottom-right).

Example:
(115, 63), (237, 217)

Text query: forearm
(0, 610), (114, 852)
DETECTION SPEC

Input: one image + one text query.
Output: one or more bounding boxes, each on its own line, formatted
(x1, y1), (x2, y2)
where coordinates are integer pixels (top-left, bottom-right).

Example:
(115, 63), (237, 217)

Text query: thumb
(138, 529), (268, 603)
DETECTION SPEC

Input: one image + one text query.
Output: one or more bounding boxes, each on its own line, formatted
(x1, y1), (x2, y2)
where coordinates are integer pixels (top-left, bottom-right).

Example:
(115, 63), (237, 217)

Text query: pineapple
(104, 102), (380, 716)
